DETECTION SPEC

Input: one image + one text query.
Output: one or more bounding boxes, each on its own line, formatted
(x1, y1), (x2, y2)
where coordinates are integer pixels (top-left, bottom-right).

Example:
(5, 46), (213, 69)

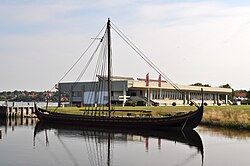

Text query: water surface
(0, 118), (249, 166)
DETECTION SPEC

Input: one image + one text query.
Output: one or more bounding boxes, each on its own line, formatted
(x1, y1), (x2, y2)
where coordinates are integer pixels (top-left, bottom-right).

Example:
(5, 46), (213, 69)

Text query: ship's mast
(107, 18), (112, 117)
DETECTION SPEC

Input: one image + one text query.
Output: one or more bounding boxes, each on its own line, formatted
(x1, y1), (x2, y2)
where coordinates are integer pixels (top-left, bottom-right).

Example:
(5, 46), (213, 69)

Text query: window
(72, 91), (82, 97)
(131, 92), (136, 96)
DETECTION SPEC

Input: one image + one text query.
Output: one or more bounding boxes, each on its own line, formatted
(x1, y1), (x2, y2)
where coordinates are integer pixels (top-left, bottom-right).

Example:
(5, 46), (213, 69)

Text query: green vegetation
(0, 90), (63, 102)
(190, 82), (211, 87)
(47, 105), (250, 130)
(50, 105), (198, 115)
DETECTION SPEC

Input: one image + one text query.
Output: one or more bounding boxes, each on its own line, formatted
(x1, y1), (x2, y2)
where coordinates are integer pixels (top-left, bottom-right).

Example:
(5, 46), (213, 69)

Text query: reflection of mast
(83, 130), (113, 166)
(107, 132), (111, 166)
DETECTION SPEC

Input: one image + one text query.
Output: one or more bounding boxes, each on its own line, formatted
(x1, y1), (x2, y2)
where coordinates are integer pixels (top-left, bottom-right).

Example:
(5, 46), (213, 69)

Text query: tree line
(0, 90), (65, 102)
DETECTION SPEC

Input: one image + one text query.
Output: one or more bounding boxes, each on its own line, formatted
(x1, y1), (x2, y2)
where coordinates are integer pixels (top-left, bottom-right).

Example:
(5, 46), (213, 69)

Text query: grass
(46, 105), (250, 130)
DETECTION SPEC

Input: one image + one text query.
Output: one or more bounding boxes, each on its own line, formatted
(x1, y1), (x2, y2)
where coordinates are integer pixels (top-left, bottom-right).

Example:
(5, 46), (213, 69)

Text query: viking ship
(35, 18), (204, 130)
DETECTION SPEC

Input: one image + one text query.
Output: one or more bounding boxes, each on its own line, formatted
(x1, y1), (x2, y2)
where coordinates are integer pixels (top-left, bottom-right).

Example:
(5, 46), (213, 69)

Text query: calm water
(0, 118), (249, 166)
(0, 101), (65, 107)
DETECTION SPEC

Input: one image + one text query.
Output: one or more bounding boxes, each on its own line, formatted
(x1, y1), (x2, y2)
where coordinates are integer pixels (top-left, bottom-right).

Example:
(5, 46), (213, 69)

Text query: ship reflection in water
(34, 121), (204, 166)
(1, 118), (250, 166)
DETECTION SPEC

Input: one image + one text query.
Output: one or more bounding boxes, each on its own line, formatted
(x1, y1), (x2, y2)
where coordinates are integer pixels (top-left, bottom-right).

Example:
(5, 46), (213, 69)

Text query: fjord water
(0, 118), (249, 166)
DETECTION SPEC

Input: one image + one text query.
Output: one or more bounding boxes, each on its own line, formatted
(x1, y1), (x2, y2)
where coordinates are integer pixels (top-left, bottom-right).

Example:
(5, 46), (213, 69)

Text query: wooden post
(0, 106), (7, 118)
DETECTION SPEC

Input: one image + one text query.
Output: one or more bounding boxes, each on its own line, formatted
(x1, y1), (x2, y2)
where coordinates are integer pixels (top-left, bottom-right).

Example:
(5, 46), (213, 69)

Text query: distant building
(57, 76), (232, 106)
(233, 92), (247, 105)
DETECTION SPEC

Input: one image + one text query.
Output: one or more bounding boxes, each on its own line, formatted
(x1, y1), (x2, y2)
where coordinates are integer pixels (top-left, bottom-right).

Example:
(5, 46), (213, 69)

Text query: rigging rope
(45, 23), (106, 111)
(48, 23), (107, 111)
(86, 29), (108, 110)
(85, 28), (113, 111)
(71, 39), (102, 90)
(48, 23), (106, 92)
(110, 22), (182, 93)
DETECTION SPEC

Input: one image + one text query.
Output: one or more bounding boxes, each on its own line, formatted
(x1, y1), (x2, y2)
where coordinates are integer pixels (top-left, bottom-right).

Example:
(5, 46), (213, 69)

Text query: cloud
(125, 1), (250, 88)
(137, 2), (218, 22)
(0, 0), (135, 26)
(1, 0), (250, 90)
(137, 1), (250, 25)
(0, 2), (85, 25)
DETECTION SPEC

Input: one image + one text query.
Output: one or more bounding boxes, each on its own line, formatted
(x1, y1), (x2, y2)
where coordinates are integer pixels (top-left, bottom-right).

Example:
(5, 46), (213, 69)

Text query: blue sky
(1, 0), (250, 91)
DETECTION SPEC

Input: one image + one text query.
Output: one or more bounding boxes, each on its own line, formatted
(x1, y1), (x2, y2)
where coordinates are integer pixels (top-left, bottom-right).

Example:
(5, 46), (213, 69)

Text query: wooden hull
(35, 104), (203, 130)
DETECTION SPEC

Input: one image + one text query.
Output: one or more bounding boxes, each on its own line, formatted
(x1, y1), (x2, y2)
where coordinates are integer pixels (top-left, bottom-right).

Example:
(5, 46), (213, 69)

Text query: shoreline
(2, 103), (249, 130)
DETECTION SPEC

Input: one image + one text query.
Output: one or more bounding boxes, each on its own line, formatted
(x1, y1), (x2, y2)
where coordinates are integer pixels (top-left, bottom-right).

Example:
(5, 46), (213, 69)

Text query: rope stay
(71, 39), (102, 90)
(48, 23), (106, 92)
(45, 24), (106, 110)
(86, 29), (109, 112)
(110, 22), (182, 93)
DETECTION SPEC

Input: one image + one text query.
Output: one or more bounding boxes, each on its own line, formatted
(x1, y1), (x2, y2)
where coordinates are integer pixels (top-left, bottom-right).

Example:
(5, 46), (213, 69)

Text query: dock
(0, 105), (35, 118)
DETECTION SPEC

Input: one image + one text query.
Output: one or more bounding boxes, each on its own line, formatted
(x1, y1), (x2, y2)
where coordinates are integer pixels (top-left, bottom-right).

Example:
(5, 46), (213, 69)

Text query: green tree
(220, 84), (234, 100)
(247, 91), (250, 99)
(190, 83), (211, 87)
(219, 84), (232, 89)
(0, 95), (6, 101)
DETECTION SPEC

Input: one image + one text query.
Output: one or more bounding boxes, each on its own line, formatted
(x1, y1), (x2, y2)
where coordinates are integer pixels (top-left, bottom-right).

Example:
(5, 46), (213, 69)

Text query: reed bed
(201, 106), (250, 130)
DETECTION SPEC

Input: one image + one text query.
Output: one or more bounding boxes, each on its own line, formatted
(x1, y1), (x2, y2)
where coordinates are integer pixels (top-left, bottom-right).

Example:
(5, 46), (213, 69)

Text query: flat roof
(129, 80), (232, 94)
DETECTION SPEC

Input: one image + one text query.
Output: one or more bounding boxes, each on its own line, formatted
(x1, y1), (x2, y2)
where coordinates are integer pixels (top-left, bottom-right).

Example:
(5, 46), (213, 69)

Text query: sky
(1, 0), (250, 91)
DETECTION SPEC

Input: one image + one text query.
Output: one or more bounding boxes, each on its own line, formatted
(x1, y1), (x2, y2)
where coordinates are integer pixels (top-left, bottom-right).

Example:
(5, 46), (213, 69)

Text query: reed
(201, 106), (250, 130)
